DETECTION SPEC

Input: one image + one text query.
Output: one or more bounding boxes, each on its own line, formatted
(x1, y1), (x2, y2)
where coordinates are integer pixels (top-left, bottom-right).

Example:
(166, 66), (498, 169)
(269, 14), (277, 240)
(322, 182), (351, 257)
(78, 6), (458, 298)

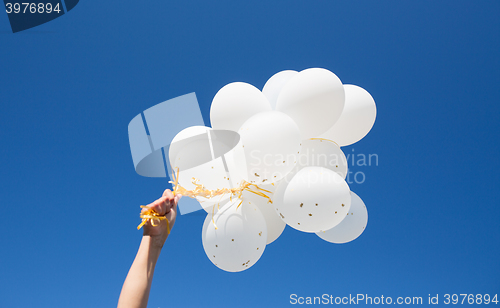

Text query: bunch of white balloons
(169, 68), (376, 272)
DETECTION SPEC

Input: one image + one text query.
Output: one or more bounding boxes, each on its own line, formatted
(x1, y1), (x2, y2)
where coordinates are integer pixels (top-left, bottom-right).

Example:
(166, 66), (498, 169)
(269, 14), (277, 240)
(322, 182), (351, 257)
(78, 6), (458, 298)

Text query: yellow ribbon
(138, 168), (273, 230)
(137, 206), (170, 234)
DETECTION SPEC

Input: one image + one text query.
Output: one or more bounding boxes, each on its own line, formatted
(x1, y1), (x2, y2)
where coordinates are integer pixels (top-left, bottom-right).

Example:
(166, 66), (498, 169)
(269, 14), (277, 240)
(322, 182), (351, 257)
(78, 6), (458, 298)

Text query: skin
(117, 189), (181, 308)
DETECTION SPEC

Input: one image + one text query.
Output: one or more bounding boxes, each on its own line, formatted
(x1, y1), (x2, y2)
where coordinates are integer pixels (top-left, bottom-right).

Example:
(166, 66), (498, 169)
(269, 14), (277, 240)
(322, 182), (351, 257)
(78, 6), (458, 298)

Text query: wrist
(143, 234), (168, 250)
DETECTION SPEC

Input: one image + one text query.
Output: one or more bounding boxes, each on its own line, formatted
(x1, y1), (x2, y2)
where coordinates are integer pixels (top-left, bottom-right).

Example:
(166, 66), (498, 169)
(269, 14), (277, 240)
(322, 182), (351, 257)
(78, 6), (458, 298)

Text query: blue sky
(1, 1), (499, 307)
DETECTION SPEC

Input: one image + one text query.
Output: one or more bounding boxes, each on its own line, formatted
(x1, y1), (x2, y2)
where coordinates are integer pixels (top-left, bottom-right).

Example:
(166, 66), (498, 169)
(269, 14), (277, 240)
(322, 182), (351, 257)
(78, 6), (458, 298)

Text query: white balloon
(276, 68), (345, 139)
(316, 191), (368, 243)
(199, 194), (231, 214)
(274, 166), (351, 233)
(168, 126), (212, 172)
(297, 139), (348, 179)
(232, 111), (301, 184)
(241, 182), (285, 244)
(319, 85), (376, 146)
(202, 199), (267, 272)
(210, 82), (272, 132)
(222, 137), (248, 187)
(169, 126), (239, 192)
(262, 70), (298, 109)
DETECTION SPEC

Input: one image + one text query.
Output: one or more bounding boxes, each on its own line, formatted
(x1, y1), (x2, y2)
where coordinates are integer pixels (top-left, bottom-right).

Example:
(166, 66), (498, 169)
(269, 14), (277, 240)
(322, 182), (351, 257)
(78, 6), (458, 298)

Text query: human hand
(141, 189), (181, 248)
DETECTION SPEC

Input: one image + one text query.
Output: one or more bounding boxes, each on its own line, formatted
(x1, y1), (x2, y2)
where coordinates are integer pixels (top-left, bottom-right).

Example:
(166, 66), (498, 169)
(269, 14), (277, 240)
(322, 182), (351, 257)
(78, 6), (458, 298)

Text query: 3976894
(5, 3), (62, 14)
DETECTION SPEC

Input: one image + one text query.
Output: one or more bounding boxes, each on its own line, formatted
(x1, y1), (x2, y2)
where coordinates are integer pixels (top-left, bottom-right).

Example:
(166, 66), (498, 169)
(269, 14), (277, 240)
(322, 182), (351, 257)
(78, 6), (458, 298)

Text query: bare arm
(117, 189), (180, 308)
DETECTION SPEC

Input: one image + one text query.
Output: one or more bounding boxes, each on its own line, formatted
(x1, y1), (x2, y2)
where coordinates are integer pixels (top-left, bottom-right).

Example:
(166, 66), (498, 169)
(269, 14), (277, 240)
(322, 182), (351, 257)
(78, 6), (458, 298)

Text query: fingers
(142, 190), (181, 216)
(161, 189), (176, 214)
(163, 189), (174, 198)
(141, 190), (170, 215)
(169, 201), (178, 220)
(158, 191), (174, 215)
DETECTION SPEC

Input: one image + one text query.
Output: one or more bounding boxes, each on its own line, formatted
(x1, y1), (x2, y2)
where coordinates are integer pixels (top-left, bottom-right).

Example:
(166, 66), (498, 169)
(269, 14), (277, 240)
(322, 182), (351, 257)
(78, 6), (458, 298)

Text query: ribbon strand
(137, 168), (272, 230)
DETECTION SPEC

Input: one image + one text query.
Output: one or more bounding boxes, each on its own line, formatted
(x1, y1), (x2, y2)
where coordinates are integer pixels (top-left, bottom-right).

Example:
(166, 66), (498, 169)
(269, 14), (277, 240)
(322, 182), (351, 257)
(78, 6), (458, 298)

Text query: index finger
(163, 189), (174, 199)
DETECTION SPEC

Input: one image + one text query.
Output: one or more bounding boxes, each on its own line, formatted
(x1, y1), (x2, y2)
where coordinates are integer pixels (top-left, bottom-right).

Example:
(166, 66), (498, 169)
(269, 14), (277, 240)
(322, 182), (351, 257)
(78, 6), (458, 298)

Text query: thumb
(170, 199), (178, 217)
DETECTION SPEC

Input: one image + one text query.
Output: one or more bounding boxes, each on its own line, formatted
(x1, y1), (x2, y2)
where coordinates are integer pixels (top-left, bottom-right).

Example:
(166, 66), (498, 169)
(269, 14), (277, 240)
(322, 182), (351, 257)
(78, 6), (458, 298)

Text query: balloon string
(137, 167), (273, 230)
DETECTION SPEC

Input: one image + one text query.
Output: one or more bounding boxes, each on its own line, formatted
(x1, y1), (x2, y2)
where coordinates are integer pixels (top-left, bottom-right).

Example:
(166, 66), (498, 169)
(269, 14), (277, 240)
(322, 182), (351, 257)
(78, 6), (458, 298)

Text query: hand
(141, 189), (181, 247)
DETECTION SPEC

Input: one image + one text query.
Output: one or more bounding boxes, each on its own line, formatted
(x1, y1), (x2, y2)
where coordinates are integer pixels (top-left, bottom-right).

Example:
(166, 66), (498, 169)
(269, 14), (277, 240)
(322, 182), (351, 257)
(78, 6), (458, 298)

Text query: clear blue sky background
(1, 1), (499, 307)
